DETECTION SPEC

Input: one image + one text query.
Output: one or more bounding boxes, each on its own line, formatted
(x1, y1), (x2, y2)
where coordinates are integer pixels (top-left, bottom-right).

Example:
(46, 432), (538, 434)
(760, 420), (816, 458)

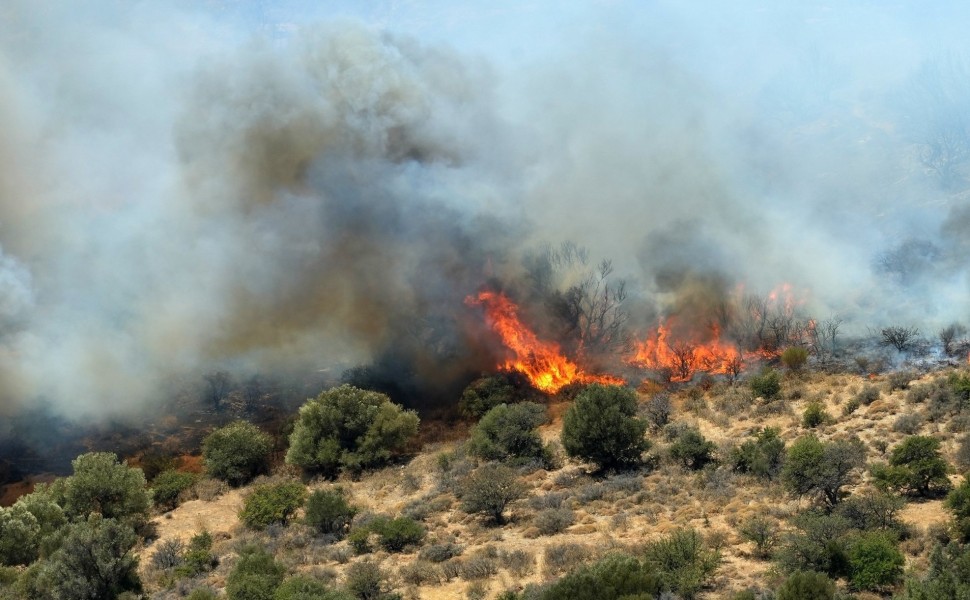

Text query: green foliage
(186, 589), (219, 600)
(175, 530), (218, 578)
(642, 528), (721, 599)
(898, 541), (970, 599)
(151, 470), (199, 511)
(32, 515), (141, 600)
(846, 531), (904, 591)
(63, 452), (150, 521)
(730, 427), (786, 480)
(273, 575), (354, 600)
(0, 504), (40, 566)
(801, 402), (830, 428)
(459, 376), (518, 419)
(668, 426), (717, 470)
(833, 491), (905, 534)
(782, 435), (864, 507)
(372, 517), (425, 552)
(560, 384), (649, 471)
(950, 372), (970, 403)
(226, 545), (285, 600)
(872, 435), (951, 497)
(202, 421), (272, 486)
(459, 463), (527, 525)
(345, 560), (394, 600)
(776, 571), (836, 600)
(738, 515), (780, 559)
(468, 402), (549, 465)
(239, 481), (307, 530)
(348, 527), (372, 555)
(304, 488), (357, 538)
(945, 476), (970, 541)
(781, 347), (809, 371)
(749, 369), (781, 400)
(286, 385), (419, 478)
(536, 553), (662, 600)
(776, 510), (853, 577)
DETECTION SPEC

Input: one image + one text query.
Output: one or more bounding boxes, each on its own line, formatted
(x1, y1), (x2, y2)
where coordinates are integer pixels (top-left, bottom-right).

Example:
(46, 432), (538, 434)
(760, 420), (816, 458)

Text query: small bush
(459, 375), (518, 419)
(643, 528), (721, 599)
(841, 397), (861, 416)
(187, 589), (219, 600)
(560, 384), (649, 471)
(533, 508), (575, 536)
(749, 369), (781, 400)
(801, 402), (830, 429)
(399, 561), (441, 586)
(847, 531), (904, 591)
(176, 530), (217, 578)
(536, 553), (661, 600)
(304, 488), (357, 538)
(738, 515), (779, 559)
(348, 528), (372, 555)
(202, 421), (272, 486)
(151, 470), (199, 511)
(782, 434), (864, 507)
(855, 385), (881, 406)
(226, 545), (285, 600)
(892, 413), (923, 434)
(542, 543), (595, 578)
(730, 427), (786, 480)
(643, 392), (672, 429)
(274, 575), (353, 600)
(668, 426), (717, 470)
(150, 538), (184, 570)
(459, 553), (499, 580)
(887, 371), (915, 391)
(239, 482), (308, 530)
(499, 549), (535, 577)
(345, 560), (392, 600)
(781, 347), (809, 371)
(286, 385), (419, 478)
(776, 571), (836, 600)
(373, 517), (425, 553)
(419, 542), (463, 563)
(468, 402), (549, 466)
(957, 435), (970, 471)
(459, 463), (527, 525)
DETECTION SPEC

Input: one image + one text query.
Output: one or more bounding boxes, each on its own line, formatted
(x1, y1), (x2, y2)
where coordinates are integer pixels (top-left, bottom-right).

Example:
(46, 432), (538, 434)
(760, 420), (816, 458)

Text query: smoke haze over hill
(2, 1), (970, 420)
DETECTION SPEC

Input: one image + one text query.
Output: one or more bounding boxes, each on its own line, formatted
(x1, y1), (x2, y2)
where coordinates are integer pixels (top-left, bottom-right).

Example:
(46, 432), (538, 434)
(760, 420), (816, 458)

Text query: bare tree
(203, 370), (232, 412)
(939, 322), (967, 356)
(808, 317), (842, 364)
(879, 326), (920, 352)
(670, 341), (698, 381)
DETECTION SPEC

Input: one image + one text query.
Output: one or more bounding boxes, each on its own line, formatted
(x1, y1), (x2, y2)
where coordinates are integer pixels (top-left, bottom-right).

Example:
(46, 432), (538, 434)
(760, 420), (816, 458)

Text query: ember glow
(467, 291), (622, 393)
(628, 320), (744, 382)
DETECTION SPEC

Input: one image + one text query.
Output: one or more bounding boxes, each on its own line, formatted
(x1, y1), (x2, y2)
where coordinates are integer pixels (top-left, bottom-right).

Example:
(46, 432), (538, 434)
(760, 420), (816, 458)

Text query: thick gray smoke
(2, 1), (970, 422)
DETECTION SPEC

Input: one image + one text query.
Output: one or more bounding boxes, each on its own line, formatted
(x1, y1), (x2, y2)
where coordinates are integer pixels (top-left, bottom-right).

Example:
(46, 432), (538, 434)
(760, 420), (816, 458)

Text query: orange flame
(628, 319), (743, 381)
(467, 290), (623, 393)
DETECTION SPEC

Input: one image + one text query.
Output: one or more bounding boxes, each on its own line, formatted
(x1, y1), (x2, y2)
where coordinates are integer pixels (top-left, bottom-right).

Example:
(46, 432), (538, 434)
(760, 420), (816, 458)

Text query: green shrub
(459, 463), (527, 525)
(345, 560), (393, 600)
(33, 515), (141, 600)
(776, 571), (836, 600)
(468, 402), (549, 466)
(781, 347), (809, 371)
(459, 376), (518, 418)
(536, 553), (661, 600)
(738, 515), (779, 559)
(202, 421), (272, 486)
(782, 434), (864, 507)
(239, 482), (307, 530)
(560, 384), (649, 471)
(871, 435), (951, 497)
(534, 508), (575, 536)
(304, 488), (357, 538)
(0, 504), (40, 566)
(642, 528), (720, 599)
(749, 369), (781, 400)
(373, 517), (425, 553)
(847, 531), (904, 591)
(945, 476), (970, 541)
(63, 452), (150, 521)
(186, 588), (219, 600)
(176, 530), (218, 577)
(273, 575), (354, 600)
(286, 385), (419, 478)
(801, 402), (830, 428)
(151, 470), (199, 511)
(668, 426), (716, 470)
(226, 545), (285, 600)
(730, 427), (786, 480)
(348, 527), (373, 555)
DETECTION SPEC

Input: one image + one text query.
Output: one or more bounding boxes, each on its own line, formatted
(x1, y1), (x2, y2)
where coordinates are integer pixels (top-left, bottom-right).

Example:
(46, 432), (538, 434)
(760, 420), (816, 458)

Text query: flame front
(467, 290), (622, 393)
(629, 320), (743, 381)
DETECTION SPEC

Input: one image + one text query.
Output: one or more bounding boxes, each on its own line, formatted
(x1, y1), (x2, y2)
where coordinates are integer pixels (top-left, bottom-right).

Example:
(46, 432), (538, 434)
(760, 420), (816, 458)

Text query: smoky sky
(2, 1), (970, 420)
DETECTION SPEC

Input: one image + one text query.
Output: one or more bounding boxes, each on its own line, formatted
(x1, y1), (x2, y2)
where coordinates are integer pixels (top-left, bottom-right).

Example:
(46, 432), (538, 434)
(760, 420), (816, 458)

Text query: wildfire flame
(628, 320), (743, 382)
(467, 290), (623, 393)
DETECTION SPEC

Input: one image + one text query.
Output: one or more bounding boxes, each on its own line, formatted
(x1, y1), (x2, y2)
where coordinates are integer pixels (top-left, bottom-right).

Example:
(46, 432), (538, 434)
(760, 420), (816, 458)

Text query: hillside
(135, 367), (970, 599)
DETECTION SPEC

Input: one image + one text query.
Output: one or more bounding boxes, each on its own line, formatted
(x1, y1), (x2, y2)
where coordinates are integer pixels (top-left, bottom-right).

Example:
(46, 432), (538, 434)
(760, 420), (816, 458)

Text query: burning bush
(560, 384), (649, 472)
(285, 385), (419, 478)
